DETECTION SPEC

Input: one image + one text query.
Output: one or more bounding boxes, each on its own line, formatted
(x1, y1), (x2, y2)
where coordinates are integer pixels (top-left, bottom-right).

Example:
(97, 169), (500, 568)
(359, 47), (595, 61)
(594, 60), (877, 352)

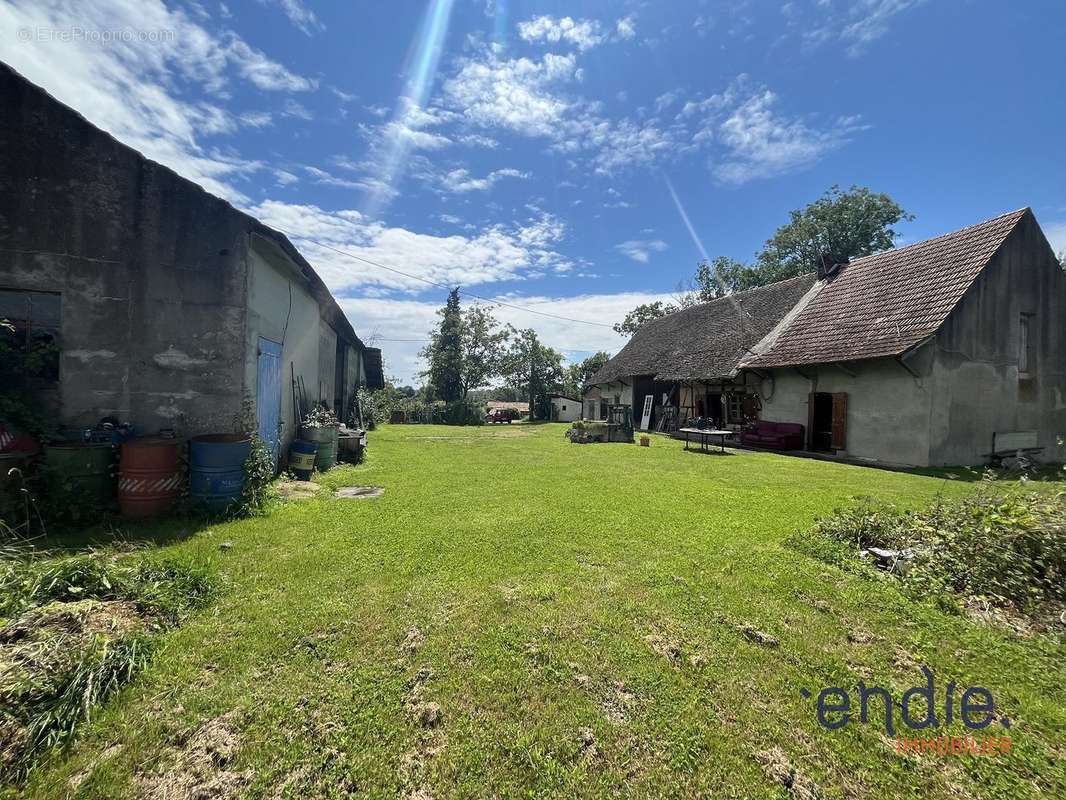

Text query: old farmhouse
(588, 209), (1066, 467)
(0, 64), (383, 461)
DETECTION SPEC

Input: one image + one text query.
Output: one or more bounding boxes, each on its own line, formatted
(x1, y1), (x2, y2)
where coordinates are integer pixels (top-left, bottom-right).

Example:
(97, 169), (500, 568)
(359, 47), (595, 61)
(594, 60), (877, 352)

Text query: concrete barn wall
(0, 64), (249, 435)
(317, 321), (338, 411)
(244, 245), (322, 451)
(927, 214), (1066, 465)
(758, 355), (935, 466)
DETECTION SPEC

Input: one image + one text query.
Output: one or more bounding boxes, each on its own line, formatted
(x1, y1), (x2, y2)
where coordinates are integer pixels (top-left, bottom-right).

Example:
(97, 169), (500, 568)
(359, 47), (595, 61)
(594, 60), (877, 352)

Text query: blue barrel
(189, 434), (250, 512)
(289, 440), (317, 481)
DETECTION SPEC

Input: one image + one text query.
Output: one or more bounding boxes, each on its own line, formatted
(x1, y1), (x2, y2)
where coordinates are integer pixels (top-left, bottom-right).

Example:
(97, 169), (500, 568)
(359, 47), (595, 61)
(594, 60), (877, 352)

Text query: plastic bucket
(189, 434), (250, 512)
(289, 440), (317, 480)
(119, 437), (182, 518)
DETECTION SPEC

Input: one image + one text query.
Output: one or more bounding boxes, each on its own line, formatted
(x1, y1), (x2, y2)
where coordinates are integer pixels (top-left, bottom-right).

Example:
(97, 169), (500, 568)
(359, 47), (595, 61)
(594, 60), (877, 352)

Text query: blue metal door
(256, 337), (283, 468)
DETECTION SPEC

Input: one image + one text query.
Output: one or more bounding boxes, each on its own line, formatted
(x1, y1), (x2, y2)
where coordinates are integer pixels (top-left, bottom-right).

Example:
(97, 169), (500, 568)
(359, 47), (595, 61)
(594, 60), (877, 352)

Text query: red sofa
(740, 421), (804, 451)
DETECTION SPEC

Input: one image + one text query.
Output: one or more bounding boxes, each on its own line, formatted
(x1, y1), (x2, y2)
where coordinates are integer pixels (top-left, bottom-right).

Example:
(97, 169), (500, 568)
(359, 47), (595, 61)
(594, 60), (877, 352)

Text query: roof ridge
(848, 207), (1029, 266)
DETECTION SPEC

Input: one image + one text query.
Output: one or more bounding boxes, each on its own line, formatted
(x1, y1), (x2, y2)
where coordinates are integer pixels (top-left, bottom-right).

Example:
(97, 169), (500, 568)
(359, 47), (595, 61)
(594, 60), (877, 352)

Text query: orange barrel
(118, 437), (182, 518)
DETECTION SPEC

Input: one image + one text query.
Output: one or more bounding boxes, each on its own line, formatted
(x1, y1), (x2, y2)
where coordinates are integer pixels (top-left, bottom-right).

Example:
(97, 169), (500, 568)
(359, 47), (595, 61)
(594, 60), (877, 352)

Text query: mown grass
(10, 423), (1065, 798)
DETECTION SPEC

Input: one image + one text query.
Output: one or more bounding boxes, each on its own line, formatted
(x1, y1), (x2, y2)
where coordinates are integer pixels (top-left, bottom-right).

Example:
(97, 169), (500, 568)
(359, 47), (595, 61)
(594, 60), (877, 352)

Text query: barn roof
(590, 273), (817, 384)
(742, 208), (1030, 368)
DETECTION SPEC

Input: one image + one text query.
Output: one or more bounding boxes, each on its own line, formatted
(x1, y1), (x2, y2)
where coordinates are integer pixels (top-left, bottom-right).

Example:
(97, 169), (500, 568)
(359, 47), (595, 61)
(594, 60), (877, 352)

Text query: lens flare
(363, 0), (457, 218)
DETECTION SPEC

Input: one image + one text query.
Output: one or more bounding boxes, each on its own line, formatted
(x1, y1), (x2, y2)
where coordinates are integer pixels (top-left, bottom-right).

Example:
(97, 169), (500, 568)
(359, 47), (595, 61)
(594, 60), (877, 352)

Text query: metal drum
(299, 426), (337, 471)
(188, 434), (250, 512)
(289, 440), (317, 480)
(118, 437), (181, 518)
(43, 443), (115, 507)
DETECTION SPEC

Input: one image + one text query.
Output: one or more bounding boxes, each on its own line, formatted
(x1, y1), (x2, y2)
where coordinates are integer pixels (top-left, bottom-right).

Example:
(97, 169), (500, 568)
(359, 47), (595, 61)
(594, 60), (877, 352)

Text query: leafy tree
(571, 351), (611, 394)
(612, 301), (678, 336)
(753, 185), (913, 284)
(459, 304), (509, 398)
(421, 289), (464, 402)
(502, 327), (564, 419)
(614, 185), (913, 333)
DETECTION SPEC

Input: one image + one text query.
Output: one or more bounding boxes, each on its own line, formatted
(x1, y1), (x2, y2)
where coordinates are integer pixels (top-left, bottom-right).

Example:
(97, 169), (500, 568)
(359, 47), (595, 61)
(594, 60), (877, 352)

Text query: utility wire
(298, 237), (615, 328)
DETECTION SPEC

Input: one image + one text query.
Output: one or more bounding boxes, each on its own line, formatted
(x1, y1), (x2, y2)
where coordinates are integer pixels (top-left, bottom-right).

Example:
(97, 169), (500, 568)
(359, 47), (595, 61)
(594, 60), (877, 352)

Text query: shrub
(444, 399), (485, 426)
(793, 487), (1065, 612)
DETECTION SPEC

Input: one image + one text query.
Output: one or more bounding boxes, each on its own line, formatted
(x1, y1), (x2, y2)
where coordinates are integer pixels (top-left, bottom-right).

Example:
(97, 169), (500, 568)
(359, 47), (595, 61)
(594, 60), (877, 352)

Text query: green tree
(572, 351), (611, 393)
(612, 301), (678, 336)
(753, 185), (913, 284)
(459, 304), (509, 398)
(421, 289), (464, 402)
(614, 185), (913, 332)
(502, 327), (564, 419)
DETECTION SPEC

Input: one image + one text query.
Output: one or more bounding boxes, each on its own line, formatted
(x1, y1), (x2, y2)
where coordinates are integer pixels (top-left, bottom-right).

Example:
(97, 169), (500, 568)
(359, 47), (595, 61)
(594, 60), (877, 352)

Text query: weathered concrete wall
(550, 397), (581, 422)
(317, 321), (338, 410)
(244, 240), (322, 450)
(0, 63), (248, 435)
(928, 214), (1066, 465)
(758, 354), (935, 466)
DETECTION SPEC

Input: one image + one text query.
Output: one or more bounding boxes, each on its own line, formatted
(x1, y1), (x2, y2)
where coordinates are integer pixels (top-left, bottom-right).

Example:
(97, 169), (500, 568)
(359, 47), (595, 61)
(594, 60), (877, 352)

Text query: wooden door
(831, 392), (848, 451)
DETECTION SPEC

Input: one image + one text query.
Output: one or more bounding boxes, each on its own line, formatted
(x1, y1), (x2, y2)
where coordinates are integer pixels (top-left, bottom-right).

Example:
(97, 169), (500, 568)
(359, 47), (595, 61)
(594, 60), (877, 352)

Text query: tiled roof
(743, 208), (1029, 369)
(590, 273), (817, 384)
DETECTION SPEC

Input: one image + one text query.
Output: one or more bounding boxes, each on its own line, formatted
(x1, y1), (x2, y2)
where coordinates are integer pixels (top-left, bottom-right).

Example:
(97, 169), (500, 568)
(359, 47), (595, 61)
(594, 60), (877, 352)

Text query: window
(1019, 314), (1034, 377)
(0, 289), (61, 383)
(561, 405), (566, 411)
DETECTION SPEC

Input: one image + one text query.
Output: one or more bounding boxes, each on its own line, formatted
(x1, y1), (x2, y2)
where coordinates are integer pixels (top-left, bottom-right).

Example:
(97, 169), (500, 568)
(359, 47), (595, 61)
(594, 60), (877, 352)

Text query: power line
(294, 236), (615, 328)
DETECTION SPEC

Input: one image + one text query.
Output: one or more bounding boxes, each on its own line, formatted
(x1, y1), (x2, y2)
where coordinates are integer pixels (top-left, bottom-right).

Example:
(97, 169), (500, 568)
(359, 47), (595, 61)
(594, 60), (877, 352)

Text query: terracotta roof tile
(743, 208), (1029, 368)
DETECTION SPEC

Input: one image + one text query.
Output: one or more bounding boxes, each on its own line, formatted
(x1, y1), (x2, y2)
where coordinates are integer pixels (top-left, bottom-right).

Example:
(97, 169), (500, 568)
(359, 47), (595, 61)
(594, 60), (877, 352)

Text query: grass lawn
(13, 423), (1066, 799)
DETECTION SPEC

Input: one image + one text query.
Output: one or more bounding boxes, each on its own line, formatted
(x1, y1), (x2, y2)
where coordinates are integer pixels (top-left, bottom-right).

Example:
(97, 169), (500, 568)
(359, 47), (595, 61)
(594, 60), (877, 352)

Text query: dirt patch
(399, 667), (445, 799)
(400, 626), (425, 656)
(755, 747), (820, 800)
(275, 480), (320, 501)
(0, 599), (145, 645)
(739, 624), (780, 648)
(643, 632), (682, 666)
(141, 711), (253, 800)
(846, 629), (877, 645)
(334, 486), (385, 499)
(600, 680), (637, 725)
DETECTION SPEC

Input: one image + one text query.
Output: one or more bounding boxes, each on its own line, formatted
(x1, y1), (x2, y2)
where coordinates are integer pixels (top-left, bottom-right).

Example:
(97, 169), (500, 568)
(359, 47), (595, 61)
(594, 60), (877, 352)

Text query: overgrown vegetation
(0, 549), (217, 780)
(229, 395), (276, 518)
(790, 482), (1065, 625)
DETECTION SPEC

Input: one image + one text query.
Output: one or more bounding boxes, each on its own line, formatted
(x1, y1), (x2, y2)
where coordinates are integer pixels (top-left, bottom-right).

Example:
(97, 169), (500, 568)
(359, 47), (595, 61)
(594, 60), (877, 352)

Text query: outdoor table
(679, 427), (732, 453)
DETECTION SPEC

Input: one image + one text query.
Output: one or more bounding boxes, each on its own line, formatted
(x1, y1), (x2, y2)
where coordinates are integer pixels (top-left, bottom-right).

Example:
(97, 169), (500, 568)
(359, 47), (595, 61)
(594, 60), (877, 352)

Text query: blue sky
(2, 0), (1065, 383)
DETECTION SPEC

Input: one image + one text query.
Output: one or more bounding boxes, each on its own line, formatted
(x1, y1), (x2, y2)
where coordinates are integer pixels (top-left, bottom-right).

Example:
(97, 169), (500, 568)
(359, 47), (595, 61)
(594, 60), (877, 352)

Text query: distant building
(549, 395), (581, 422)
(589, 209), (1066, 467)
(487, 401), (530, 414)
(0, 63), (383, 462)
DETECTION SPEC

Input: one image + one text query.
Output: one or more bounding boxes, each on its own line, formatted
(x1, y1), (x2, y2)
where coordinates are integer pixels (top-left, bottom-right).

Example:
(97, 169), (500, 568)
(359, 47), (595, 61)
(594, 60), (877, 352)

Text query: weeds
(0, 550), (218, 781)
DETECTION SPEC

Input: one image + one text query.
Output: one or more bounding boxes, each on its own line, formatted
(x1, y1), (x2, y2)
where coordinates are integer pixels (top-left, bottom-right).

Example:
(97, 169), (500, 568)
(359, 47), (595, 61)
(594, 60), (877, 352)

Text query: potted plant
(300, 405), (340, 471)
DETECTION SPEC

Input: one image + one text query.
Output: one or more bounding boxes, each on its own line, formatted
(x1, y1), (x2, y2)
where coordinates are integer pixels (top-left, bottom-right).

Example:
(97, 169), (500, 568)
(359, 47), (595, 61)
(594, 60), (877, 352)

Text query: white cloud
(800, 0), (925, 56)
(0, 0), (315, 203)
(443, 51), (580, 138)
(273, 168), (299, 186)
(258, 0), (323, 35)
(517, 15), (604, 51)
(616, 239), (668, 263)
(616, 15), (636, 40)
(711, 89), (859, 184)
(247, 200), (574, 295)
(439, 167), (530, 194)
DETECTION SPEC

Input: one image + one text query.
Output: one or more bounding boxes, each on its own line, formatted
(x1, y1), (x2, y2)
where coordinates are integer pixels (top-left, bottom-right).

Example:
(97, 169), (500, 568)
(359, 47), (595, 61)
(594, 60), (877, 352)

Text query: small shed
(549, 395), (581, 422)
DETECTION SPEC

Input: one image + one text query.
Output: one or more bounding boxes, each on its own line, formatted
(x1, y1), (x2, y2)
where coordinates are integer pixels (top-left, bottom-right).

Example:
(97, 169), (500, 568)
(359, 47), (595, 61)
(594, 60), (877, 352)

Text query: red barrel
(119, 438), (182, 518)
